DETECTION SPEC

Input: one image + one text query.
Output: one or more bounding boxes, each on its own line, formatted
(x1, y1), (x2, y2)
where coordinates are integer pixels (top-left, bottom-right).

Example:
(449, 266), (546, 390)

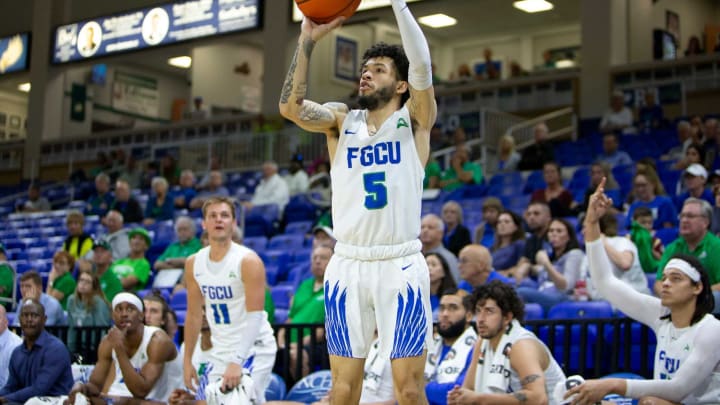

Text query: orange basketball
(295, 0), (362, 24)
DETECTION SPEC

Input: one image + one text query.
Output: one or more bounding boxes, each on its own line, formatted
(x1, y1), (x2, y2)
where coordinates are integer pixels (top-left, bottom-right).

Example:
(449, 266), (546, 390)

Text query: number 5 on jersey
(210, 303), (230, 324)
(363, 172), (387, 210)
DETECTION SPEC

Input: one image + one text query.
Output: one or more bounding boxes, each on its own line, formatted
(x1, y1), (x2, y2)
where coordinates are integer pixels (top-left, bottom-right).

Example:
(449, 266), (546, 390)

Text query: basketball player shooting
(279, 1), (437, 404)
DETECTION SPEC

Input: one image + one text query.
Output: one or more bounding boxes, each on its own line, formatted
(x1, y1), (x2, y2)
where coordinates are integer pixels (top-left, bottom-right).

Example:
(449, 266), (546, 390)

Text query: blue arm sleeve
(4, 344), (71, 403)
(424, 351), (473, 405)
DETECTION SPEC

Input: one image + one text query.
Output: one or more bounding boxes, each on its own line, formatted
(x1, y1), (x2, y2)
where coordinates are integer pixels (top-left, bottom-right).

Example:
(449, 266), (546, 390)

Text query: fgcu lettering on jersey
(347, 141), (401, 168)
(658, 350), (681, 377)
(201, 285), (234, 300)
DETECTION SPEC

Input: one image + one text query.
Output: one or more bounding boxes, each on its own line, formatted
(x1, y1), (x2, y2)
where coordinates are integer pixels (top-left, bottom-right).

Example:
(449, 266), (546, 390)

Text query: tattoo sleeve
(520, 374), (541, 387)
(279, 37), (315, 106)
(299, 103), (335, 122)
(512, 392), (528, 403)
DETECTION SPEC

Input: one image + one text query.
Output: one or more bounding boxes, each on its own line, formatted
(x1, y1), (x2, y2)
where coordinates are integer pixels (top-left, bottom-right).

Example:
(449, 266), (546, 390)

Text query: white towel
(424, 326), (477, 384)
(363, 339), (386, 393)
(205, 373), (255, 405)
(474, 320), (519, 393)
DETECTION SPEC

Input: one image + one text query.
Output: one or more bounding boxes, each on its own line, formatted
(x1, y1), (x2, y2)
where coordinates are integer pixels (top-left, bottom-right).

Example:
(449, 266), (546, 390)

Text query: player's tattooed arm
(280, 38), (315, 106)
(512, 392), (528, 403)
(520, 374), (541, 387)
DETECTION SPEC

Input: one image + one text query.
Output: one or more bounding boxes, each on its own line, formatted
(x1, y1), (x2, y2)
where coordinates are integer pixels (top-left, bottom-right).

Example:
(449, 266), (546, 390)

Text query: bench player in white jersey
(183, 197), (277, 403)
(278, 0), (436, 404)
(564, 178), (720, 404)
(67, 292), (183, 404)
(447, 281), (566, 405)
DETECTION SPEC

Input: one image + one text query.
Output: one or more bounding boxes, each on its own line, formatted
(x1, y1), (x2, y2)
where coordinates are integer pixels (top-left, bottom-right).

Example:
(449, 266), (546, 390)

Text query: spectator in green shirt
(91, 240), (123, 302)
(111, 227), (152, 291)
(654, 198), (720, 312)
(439, 147), (483, 192)
(424, 158), (442, 189)
(0, 244), (15, 311)
(154, 216), (202, 272)
(278, 245), (332, 379)
(46, 251), (77, 310)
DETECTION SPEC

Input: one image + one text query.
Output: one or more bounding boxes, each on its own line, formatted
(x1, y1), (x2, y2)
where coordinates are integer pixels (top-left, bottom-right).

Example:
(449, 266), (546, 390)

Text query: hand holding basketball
(296, 0), (361, 24)
(301, 15), (346, 43)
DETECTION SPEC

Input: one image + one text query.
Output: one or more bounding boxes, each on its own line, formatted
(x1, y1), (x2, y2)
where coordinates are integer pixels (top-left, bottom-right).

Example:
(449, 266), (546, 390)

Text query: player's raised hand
(301, 16), (345, 43)
(585, 177), (612, 224)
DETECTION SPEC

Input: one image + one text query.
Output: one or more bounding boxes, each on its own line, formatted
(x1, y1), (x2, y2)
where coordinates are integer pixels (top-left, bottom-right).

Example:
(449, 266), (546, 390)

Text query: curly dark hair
(361, 42), (410, 105)
(471, 280), (525, 323)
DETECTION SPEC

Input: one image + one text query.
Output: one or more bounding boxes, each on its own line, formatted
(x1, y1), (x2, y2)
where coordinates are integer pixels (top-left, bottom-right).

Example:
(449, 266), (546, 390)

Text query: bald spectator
(98, 210), (130, 261)
(154, 217), (202, 271)
(18, 183), (50, 213)
(243, 160), (290, 214)
(457, 244), (512, 293)
(0, 299), (73, 404)
(189, 170), (229, 210)
(174, 170), (197, 209)
(0, 305), (22, 389)
(517, 122), (556, 171)
(86, 172), (113, 217)
(109, 179), (143, 223)
(421, 214), (460, 283)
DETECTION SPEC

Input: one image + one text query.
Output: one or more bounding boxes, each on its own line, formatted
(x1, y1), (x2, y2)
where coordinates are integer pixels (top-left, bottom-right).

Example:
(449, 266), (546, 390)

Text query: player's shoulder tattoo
(520, 374), (541, 387)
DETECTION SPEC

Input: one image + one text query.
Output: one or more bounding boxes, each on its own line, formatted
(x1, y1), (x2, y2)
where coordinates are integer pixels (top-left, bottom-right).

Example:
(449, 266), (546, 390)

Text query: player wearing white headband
(67, 292), (183, 404)
(563, 178), (720, 405)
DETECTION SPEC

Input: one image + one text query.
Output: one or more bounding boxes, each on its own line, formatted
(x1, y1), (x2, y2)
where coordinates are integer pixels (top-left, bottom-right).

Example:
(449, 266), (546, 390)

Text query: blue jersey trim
(324, 281), (353, 358)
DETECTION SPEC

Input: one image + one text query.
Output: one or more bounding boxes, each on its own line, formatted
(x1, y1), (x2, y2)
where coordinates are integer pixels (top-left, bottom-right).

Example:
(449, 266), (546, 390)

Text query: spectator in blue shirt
(597, 132), (632, 168)
(13, 271), (66, 327)
(457, 244), (513, 293)
(143, 176), (175, 226)
(637, 91), (664, 132)
(0, 306), (22, 390)
(0, 299), (73, 403)
(674, 163), (715, 211)
(173, 170), (197, 210)
(625, 171), (679, 230)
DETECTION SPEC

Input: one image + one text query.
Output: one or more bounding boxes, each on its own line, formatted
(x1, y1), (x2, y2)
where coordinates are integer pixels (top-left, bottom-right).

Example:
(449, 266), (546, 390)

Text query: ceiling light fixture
(18, 82), (31, 92)
(168, 56), (192, 69)
(418, 13), (457, 28)
(513, 0), (554, 13)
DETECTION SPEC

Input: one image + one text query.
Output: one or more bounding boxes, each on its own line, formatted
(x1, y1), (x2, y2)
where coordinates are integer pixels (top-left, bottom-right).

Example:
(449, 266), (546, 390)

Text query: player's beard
(438, 318), (468, 339)
(358, 84), (395, 111)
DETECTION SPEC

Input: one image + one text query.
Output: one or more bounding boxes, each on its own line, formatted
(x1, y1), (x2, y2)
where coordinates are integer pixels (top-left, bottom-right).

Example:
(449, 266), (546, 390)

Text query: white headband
(112, 292), (144, 312)
(665, 258), (701, 282)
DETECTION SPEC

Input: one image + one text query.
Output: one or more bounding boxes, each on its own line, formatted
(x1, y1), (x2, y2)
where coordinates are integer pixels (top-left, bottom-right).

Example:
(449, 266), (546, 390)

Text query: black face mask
(438, 317), (467, 339)
(358, 85), (395, 111)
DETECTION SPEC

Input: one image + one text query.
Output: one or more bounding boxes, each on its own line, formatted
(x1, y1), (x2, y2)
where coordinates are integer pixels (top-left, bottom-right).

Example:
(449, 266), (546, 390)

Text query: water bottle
(574, 279), (589, 301)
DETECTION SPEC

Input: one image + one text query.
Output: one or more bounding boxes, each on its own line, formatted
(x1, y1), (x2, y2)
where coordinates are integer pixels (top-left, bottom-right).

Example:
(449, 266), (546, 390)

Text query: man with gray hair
(421, 214), (460, 283)
(517, 122), (556, 171)
(243, 160), (290, 214)
(86, 172), (113, 217)
(654, 197), (720, 312)
(190, 171), (230, 210)
(154, 216), (203, 271)
(99, 209), (130, 261)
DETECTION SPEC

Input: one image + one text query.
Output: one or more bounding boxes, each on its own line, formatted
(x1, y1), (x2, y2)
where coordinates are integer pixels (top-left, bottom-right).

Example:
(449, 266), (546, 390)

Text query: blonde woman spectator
(497, 134), (521, 172)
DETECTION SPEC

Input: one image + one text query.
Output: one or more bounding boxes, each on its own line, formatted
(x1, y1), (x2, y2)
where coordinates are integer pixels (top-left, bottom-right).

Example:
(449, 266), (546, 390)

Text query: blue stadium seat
(281, 262), (310, 289)
(169, 289), (187, 311)
(274, 308), (289, 324)
(174, 310), (186, 326)
(655, 227), (678, 246)
(271, 285), (295, 310)
(603, 321), (656, 375)
(265, 373), (287, 401)
(524, 303), (544, 320)
(548, 301), (614, 319)
(285, 370), (332, 403)
(284, 195), (319, 224)
(289, 248), (312, 264)
(243, 236), (268, 253)
(260, 250), (291, 282)
(268, 234), (306, 251)
(646, 273), (656, 292)
(568, 166), (591, 191)
(442, 184), (487, 202)
(489, 172), (522, 187)
(246, 203), (281, 237)
(285, 220), (313, 235)
(265, 264), (279, 286)
(523, 170), (545, 194)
